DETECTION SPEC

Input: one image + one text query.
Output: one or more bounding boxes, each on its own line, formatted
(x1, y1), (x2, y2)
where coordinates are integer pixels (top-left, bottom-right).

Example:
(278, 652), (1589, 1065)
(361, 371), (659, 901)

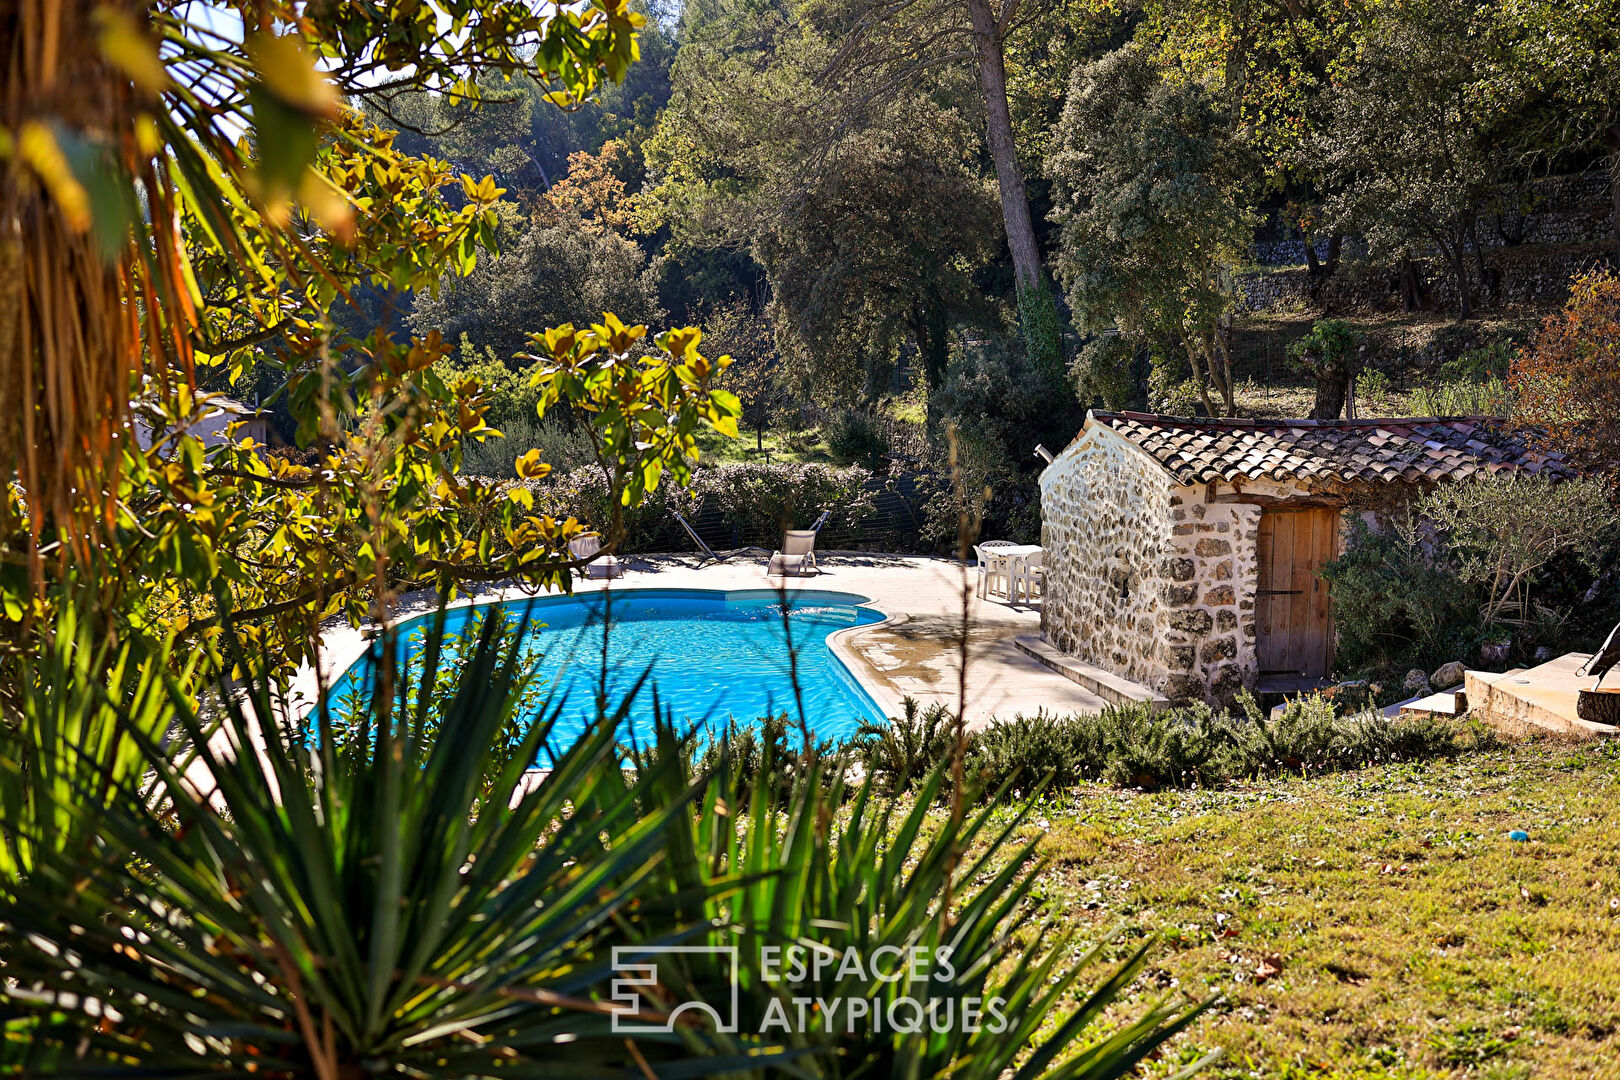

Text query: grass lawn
(692, 424), (836, 464)
(996, 739), (1620, 1079)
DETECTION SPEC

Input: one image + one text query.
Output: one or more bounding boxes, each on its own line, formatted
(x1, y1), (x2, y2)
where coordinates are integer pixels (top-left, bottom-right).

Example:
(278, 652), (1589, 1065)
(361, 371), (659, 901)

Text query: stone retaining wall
(1238, 242), (1614, 315)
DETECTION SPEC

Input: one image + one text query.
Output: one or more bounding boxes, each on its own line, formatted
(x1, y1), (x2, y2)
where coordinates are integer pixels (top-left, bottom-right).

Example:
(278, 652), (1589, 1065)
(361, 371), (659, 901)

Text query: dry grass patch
(996, 739), (1620, 1079)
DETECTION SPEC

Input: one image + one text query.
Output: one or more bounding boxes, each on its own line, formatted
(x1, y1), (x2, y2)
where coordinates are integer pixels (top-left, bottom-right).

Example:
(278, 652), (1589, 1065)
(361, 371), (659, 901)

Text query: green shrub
(1354, 368), (1394, 412)
(478, 461), (877, 553)
(1407, 376), (1512, 417)
(1148, 351), (1203, 415)
(685, 461), (877, 537)
(1317, 514), (1481, 674)
(825, 407), (890, 467)
(1070, 335), (1139, 410)
(458, 412), (597, 477)
(865, 690), (1483, 796)
(852, 697), (956, 791)
(1438, 339), (1513, 382)
(967, 704), (1228, 792)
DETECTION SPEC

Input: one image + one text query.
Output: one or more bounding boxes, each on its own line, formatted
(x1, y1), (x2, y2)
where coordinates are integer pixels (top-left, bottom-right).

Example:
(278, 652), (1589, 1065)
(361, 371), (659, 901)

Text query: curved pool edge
(825, 613), (903, 723)
(311, 585), (903, 741)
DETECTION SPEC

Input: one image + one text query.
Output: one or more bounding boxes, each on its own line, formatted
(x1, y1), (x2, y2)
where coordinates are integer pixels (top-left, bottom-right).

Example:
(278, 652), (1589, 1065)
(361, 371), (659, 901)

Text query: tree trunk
(1446, 237), (1472, 321)
(1310, 368), (1349, 420)
(1185, 337), (1217, 417)
(910, 296), (950, 392)
(964, 0), (1041, 291)
(1306, 231), (1342, 302)
(1397, 255), (1425, 312)
(1324, 233), (1342, 276)
(1212, 325), (1235, 415)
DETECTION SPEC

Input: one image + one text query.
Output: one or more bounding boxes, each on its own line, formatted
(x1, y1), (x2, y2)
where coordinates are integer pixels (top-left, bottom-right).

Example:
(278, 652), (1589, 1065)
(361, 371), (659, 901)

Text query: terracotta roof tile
(1085, 412), (1572, 487)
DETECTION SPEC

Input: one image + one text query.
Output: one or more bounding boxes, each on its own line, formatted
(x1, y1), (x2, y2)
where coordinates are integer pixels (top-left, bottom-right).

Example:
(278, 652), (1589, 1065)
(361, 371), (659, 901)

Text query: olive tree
(1420, 474), (1619, 625)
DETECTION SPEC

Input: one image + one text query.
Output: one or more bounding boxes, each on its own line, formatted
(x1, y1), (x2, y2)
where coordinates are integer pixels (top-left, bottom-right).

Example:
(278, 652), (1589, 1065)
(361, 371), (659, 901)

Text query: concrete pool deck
(301, 552), (1110, 728)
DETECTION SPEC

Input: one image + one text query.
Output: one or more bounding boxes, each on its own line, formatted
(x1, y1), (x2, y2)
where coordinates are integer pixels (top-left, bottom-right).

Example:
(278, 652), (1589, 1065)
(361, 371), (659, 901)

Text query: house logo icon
(610, 946), (740, 1033)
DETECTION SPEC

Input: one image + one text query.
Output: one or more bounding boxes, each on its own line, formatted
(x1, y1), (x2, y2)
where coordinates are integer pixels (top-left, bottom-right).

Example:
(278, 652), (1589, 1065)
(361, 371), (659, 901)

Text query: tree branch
(193, 321), (290, 354)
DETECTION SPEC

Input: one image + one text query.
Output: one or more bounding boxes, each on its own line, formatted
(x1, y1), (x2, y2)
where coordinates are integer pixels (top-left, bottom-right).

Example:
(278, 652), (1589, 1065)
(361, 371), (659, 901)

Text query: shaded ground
(986, 739), (1620, 1078)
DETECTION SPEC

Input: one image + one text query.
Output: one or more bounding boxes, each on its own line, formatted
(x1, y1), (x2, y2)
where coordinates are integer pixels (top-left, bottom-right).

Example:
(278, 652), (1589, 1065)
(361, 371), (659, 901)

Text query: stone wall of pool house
(1038, 423), (1177, 694)
(1040, 425), (1304, 705)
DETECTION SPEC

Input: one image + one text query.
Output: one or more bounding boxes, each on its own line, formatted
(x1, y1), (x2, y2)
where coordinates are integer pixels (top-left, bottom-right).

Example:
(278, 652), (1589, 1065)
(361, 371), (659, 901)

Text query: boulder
(1430, 661), (1466, 689)
(1403, 669), (1432, 695)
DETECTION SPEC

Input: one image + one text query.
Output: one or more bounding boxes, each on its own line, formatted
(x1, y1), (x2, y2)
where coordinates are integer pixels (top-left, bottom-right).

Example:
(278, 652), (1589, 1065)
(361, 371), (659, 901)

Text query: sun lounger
(568, 533), (622, 579)
(767, 529), (820, 577)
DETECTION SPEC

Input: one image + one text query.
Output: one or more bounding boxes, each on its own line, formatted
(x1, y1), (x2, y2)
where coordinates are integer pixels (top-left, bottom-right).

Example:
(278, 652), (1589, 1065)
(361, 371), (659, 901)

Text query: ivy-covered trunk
(963, 0), (1065, 373)
(964, 0), (1039, 292)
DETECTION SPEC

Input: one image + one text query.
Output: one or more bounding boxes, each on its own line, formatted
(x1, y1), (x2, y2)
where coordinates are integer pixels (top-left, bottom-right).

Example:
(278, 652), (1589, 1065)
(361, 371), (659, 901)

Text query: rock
(1430, 661), (1466, 689)
(1165, 584), (1198, 606)
(1403, 669), (1432, 695)
(1162, 557), (1196, 582)
(1332, 679), (1371, 702)
(1480, 639), (1512, 665)
(1532, 646), (1554, 664)
(1168, 609), (1213, 635)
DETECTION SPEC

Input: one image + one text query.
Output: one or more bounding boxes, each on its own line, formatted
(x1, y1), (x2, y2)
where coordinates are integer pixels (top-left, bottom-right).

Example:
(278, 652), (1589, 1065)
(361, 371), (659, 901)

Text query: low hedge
(850, 692), (1497, 796)
(466, 461), (878, 554)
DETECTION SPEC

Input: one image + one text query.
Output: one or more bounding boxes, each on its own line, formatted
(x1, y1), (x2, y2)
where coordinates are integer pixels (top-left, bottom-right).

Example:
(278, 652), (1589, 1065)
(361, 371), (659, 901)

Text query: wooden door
(1255, 506), (1338, 680)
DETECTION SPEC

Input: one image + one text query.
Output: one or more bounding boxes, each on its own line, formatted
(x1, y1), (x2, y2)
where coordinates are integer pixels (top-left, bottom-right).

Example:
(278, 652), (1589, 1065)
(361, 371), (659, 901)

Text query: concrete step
(1013, 636), (1171, 712)
(1392, 687), (1466, 718)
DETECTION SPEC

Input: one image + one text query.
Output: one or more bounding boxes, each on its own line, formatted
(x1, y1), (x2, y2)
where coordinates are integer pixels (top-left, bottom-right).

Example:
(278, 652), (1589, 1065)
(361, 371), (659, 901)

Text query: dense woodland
(268, 0), (1620, 546)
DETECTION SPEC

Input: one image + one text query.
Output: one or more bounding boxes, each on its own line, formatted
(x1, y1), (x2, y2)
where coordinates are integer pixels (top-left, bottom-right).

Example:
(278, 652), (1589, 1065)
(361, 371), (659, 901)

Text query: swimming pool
(325, 588), (889, 751)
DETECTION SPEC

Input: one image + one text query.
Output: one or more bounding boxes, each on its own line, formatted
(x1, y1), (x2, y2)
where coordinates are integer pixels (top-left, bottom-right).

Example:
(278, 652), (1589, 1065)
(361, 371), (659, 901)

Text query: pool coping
(311, 584), (904, 730)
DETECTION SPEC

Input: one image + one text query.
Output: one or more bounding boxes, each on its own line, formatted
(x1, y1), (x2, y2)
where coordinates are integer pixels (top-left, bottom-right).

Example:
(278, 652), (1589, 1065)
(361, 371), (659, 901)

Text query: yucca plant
(0, 594), (189, 885)
(614, 730), (1220, 1079)
(0, 609), (730, 1077)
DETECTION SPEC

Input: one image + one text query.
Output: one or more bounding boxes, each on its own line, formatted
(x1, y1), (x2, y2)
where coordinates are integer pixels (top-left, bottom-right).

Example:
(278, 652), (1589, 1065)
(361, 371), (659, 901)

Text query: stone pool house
(1037, 412), (1569, 703)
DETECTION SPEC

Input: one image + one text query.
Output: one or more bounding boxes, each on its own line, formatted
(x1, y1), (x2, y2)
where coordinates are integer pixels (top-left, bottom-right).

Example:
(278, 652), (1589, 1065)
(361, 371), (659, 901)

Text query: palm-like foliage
(621, 729), (1219, 1079)
(0, 597), (186, 883)
(0, 612), (706, 1077)
(1, 0), (644, 568)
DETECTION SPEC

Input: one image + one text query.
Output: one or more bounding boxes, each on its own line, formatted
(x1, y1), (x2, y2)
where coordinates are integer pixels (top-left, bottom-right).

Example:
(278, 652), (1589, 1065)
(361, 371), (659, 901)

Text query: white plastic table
(982, 544), (1041, 601)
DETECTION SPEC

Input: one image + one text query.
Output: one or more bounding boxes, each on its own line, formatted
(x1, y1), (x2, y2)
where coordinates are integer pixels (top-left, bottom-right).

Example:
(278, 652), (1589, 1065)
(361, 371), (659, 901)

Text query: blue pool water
(325, 589), (888, 752)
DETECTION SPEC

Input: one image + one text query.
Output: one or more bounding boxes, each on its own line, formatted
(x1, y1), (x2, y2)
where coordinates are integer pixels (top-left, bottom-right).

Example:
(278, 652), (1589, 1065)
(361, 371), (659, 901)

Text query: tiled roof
(1087, 412), (1572, 487)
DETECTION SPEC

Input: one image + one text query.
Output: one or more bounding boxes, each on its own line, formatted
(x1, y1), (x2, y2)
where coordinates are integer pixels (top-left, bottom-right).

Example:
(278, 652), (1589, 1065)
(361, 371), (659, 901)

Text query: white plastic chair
(569, 533), (622, 579)
(974, 540), (1018, 598)
(1010, 549), (1044, 603)
(767, 529), (820, 577)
